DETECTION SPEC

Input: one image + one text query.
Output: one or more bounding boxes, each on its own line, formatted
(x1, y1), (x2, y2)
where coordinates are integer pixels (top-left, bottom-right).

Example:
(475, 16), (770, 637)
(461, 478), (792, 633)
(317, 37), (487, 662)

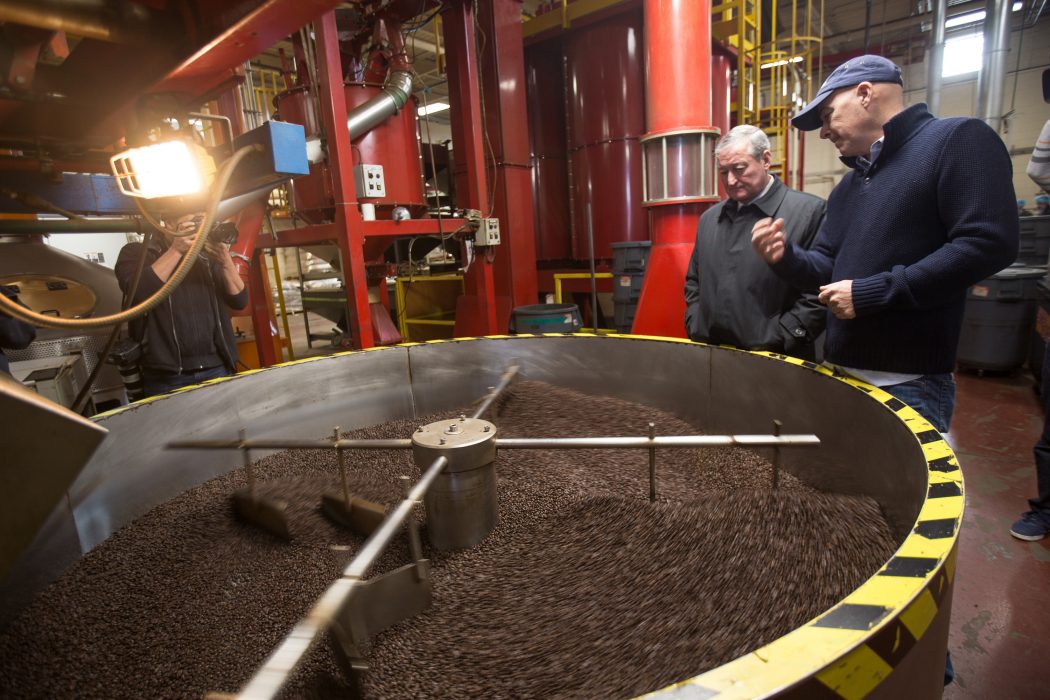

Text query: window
(942, 33), (984, 77)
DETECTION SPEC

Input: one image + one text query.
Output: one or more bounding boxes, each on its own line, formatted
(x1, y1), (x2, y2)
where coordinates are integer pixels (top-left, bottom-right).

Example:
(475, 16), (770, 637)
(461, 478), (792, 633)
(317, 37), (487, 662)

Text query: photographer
(114, 214), (247, 397)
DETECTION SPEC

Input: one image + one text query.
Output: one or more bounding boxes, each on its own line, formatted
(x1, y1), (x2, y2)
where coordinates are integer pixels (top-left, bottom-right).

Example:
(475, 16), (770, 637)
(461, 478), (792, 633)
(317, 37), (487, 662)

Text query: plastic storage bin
(611, 241), (651, 274)
(957, 265), (1046, 371)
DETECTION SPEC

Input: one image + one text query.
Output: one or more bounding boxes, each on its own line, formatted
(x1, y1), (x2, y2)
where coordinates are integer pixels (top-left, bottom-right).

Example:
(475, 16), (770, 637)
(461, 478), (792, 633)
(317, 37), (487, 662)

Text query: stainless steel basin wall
(2, 336), (963, 698)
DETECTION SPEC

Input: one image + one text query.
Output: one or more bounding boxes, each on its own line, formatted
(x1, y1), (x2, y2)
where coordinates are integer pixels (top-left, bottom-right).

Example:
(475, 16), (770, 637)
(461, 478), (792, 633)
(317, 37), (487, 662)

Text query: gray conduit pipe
(346, 70), (415, 140)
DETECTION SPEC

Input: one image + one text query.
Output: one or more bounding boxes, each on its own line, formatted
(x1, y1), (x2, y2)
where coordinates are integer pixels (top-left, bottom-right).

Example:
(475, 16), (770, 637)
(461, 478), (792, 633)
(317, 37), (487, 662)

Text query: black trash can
(957, 265), (1046, 371)
(509, 303), (582, 334)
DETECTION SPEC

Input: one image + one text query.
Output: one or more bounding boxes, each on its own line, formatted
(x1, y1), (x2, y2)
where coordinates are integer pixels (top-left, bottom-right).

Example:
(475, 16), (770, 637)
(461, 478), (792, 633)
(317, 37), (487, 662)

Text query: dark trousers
(142, 365), (229, 398)
(1031, 342), (1050, 513)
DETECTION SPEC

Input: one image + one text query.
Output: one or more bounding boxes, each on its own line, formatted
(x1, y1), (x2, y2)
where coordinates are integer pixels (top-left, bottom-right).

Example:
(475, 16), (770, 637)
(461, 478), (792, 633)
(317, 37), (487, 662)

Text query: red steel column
(217, 85), (279, 365)
(315, 10), (374, 348)
(711, 52), (732, 200)
(239, 200), (279, 366)
(632, 0), (717, 338)
(478, 0), (539, 309)
(443, 0), (500, 336)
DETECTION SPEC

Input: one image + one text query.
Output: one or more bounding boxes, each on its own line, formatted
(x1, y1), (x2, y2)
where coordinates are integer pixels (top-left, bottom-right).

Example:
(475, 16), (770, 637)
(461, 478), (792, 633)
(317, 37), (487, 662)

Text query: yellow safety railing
(553, 272), (616, 333)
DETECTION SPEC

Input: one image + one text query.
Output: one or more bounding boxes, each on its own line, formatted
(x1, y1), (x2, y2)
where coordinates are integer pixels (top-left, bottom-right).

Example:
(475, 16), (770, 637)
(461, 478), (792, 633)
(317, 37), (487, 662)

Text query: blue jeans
(882, 373), (956, 433)
(142, 365), (229, 398)
(883, 372), (956, 686)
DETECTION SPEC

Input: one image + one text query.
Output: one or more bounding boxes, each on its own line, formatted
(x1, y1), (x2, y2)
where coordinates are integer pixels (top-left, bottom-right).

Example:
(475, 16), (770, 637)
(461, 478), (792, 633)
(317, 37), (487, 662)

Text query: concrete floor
(943, 370), (1050, 699)
(271, 319), (1050, 695)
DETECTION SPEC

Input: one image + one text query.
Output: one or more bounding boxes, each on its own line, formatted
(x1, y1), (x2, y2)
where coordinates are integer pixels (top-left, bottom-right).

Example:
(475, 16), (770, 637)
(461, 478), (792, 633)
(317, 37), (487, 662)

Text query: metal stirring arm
(169, 433), (818, 452)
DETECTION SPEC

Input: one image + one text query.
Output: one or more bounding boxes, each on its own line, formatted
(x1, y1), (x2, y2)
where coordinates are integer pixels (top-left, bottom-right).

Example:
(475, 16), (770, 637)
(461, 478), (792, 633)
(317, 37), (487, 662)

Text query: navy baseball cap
(791, 55), (904, 132)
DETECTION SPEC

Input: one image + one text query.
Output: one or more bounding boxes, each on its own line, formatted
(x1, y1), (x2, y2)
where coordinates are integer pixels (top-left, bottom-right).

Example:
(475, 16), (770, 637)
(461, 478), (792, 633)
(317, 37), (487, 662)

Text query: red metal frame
(443, 0), (501, 336)
(156, 0), (343, 97)
(478, 0), (539, 310)
(315, 9), (375, 350)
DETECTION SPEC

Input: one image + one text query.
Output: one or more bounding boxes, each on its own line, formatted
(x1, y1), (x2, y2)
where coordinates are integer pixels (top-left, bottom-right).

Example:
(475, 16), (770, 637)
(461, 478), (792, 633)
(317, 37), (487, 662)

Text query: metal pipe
(346, 71), (415, 140)
(863, 0), (873, 54)
(237, 455), (448, 700)
(981, 0), (1012, 132)
(171, 433), (821, 452)
(647, 422), (656, 502)
(586, 208), (598, 333)
(470, 364), (520, 420)
(168, 438), (414, 451)
(926, 0), (946, 116)
(0, 0), (162, 45)
(496, 434), (820, 449)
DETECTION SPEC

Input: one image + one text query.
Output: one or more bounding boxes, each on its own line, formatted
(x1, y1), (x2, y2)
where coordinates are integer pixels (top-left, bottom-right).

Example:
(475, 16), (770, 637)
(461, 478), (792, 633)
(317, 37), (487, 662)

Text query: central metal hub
(411, 417), (499, 551)
(412, 417), (497, 471)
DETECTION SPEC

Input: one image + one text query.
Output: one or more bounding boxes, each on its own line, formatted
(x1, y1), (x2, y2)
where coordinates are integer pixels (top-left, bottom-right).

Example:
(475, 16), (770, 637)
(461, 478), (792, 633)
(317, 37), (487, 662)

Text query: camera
(208, 222), (239, 246)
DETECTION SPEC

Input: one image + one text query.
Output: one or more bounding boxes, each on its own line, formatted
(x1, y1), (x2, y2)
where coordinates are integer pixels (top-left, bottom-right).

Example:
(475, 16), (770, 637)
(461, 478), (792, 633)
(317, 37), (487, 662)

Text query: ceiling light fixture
(417, 102), (450, 116)
(760, 56), (804, 70)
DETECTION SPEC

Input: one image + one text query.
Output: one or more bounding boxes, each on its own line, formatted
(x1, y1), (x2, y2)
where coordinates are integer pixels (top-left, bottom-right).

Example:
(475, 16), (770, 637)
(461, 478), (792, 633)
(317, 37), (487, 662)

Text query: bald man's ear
(855, 81), (875, 107)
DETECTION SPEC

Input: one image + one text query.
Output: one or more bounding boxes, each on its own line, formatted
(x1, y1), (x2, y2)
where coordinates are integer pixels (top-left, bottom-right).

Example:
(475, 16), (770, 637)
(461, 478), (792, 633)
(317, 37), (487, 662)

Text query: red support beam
(477, 0), (539, 310)
(217, 87), (279, 365)
(247, 248), (279, 366)
(443, 0), (501, 336)
(315, 10), (375, 349)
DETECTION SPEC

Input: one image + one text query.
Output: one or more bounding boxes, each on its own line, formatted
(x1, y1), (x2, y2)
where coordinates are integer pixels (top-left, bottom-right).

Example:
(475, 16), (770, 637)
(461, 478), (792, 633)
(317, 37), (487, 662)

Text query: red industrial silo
(711, 52), (733, 200)
(274, 82), (426, 223)
(525, 39), (572, 262)
(564, 9), (648, 261)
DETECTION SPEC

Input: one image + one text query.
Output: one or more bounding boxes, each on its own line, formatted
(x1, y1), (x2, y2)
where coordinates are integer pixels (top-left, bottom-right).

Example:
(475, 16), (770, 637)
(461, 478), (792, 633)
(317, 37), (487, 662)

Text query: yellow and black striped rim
(94, 334), (962, 699)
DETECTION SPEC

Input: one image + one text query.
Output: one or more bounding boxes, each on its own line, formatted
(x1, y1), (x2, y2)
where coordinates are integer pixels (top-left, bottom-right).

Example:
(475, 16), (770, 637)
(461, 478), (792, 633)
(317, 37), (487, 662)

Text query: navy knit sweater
(773, 103), (1019, 374)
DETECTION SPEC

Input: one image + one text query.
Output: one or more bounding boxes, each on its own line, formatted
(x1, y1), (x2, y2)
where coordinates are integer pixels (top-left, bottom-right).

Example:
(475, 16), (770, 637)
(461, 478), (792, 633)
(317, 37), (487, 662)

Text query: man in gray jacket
(685, 125), (827, 359)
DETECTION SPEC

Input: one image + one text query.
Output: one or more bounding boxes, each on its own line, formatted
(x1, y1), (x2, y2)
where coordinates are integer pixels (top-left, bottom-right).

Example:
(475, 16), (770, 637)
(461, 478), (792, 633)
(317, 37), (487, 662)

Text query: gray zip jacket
(684, 176), (826, 359)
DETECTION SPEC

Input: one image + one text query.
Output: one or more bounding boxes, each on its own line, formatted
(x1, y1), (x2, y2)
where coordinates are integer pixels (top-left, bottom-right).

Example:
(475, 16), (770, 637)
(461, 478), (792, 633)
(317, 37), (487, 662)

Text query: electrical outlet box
(476, 218), (501, 246)
(354, 164), (386, 198)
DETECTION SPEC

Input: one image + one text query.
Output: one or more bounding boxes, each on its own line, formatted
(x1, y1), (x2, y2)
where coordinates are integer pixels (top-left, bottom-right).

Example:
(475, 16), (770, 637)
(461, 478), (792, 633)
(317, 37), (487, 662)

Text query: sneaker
(1009, 510), (1050, 541)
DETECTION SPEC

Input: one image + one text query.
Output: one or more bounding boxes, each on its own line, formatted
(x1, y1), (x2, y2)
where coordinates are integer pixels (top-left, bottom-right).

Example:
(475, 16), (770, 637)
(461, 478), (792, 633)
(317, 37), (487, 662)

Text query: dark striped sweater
(773, 103), (1019, 374)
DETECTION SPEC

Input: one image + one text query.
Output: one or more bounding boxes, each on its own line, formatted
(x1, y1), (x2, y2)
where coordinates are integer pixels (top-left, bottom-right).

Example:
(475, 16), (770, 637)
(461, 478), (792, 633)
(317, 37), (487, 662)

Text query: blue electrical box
(227, 120), (309, 196)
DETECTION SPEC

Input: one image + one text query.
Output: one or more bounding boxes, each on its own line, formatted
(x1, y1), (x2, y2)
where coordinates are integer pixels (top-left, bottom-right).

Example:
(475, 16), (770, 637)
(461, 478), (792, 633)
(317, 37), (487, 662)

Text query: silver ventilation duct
(977, 0), (1012, 132)
(346, 70), (415, 140)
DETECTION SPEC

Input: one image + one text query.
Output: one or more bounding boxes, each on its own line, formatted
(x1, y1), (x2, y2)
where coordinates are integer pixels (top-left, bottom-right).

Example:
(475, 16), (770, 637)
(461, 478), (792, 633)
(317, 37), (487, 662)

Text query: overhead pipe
(926, 0), (946, 116)
(980, 0), (1012, 133)
(0, 0), (164, 45)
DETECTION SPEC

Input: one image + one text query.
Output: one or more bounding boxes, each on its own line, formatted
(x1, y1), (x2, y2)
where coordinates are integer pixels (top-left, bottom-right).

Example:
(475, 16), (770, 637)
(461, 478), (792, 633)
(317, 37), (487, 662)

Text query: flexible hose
(70, 229), (154, 415)
(0, 143), (264, 330)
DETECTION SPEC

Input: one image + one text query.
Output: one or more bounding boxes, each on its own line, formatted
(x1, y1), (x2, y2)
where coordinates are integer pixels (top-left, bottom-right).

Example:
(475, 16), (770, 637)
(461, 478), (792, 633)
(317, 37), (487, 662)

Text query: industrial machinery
(0, 233), (127, 411)
(1, 336), (963, 698)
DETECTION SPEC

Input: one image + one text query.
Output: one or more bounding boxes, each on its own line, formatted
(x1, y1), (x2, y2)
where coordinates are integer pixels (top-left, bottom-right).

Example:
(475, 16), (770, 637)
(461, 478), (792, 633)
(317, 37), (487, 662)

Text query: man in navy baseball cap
(791, 54), (904, 133)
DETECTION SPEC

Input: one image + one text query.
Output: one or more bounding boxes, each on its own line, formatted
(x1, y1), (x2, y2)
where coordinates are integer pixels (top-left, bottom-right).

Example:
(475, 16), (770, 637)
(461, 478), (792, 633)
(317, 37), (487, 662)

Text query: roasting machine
(0, 335), (963, 699)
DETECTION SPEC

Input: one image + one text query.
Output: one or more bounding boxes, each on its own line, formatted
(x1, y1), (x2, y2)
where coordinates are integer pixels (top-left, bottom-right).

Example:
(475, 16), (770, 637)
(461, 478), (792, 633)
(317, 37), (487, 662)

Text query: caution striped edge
(96, 334), (962, 700)
(642, 341), (962, 699)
